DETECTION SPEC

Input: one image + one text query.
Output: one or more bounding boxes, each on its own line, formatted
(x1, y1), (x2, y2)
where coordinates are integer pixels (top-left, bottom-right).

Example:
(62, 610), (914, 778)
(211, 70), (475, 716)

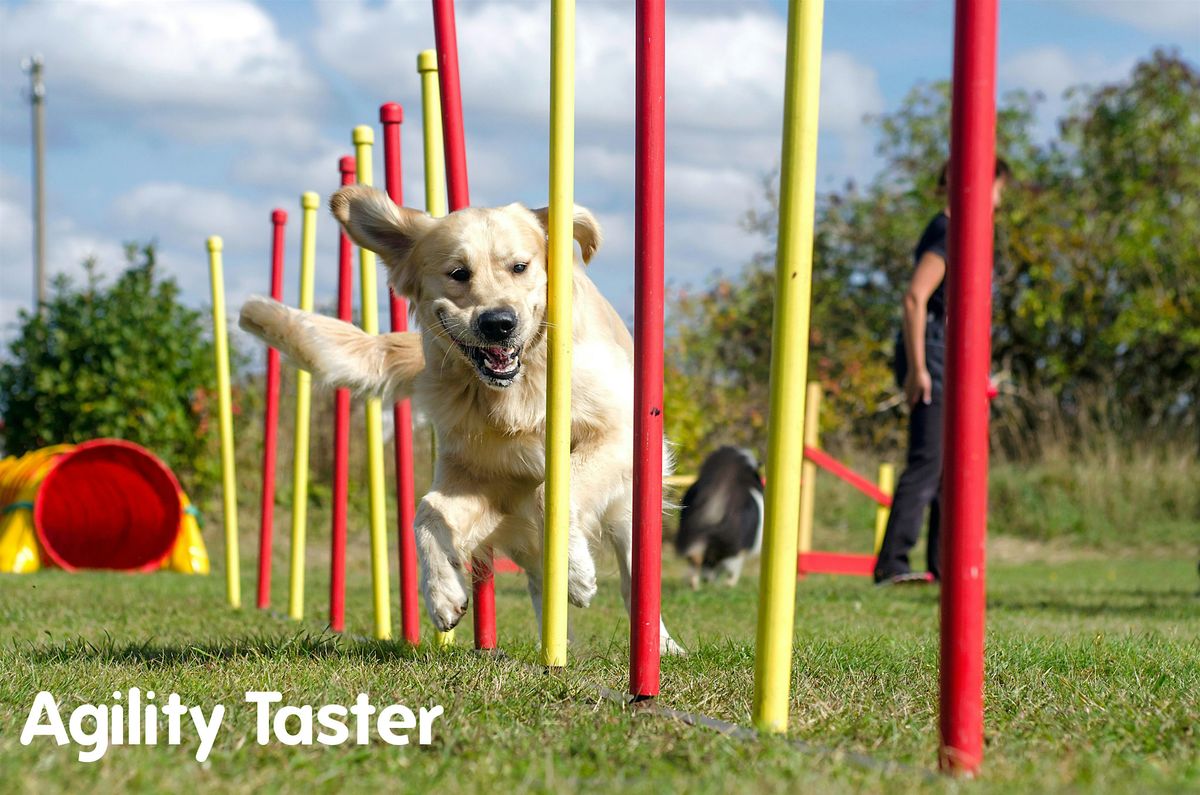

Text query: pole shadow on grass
(984, 587), (1199, 619)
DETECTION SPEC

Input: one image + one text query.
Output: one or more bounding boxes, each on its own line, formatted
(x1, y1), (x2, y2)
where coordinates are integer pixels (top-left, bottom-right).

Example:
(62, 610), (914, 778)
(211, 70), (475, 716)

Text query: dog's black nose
(478, 308), (518, 342)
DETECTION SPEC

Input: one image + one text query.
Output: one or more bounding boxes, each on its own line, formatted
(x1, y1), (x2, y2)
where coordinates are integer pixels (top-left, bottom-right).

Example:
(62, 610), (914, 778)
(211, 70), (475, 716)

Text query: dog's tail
(239, 296), (424, 400)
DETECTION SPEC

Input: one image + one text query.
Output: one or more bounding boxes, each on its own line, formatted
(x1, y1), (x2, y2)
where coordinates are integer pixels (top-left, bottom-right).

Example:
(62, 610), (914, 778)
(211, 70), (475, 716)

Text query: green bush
(0, 244), (219, 489)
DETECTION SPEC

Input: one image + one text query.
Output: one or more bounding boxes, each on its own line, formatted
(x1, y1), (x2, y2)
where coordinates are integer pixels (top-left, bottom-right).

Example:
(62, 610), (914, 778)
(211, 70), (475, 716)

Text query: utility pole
(23, 55), (46, 314)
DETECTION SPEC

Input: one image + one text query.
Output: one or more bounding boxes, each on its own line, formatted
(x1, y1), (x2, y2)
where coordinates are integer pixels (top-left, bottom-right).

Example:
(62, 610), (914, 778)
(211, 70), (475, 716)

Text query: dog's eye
(512, 262), (528, 274)
(448, 268), (471, 282)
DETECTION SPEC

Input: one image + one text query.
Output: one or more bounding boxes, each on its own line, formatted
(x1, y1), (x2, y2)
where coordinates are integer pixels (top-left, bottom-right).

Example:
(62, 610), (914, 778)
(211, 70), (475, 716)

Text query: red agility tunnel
(32, 439), (183, 572)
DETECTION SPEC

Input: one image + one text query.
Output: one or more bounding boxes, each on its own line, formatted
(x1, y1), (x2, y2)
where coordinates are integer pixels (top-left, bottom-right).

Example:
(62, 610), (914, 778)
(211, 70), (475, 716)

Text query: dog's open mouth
(458, 341), (522, 386)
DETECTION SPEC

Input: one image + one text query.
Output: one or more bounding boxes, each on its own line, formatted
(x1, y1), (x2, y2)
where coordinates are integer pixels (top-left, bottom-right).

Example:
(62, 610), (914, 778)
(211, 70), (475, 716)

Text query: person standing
(873, 158), (1009, 585)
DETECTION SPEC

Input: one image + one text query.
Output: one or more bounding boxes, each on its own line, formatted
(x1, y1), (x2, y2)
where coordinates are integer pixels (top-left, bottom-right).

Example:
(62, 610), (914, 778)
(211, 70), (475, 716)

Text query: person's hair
(937, 157), (1010, 190)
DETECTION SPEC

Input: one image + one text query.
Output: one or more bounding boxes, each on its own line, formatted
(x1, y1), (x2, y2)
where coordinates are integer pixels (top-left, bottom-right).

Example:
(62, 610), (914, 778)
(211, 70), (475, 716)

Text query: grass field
(1, 535), (1197, 793)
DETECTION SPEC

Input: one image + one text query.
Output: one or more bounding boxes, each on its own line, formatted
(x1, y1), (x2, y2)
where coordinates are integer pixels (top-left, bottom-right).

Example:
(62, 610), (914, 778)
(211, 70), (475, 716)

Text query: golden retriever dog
(239, 186), (683, 654)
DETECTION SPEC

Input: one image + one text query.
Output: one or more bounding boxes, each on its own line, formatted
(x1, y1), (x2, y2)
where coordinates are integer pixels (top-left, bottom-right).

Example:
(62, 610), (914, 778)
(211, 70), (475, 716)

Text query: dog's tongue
(483, 346), (517, 370)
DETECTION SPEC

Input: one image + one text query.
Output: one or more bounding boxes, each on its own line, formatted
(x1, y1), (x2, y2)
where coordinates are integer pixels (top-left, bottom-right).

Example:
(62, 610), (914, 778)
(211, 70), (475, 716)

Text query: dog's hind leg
(508, 554), (578, 648)
(239, 296), (424, 400)
(606, 512), (686, 656)
(504, 545), (546, 630)
(723, 553), (747, 587)
(566, 514), (598, 609)
(525, 569), (544, 630)
(681, 542), (706, 590)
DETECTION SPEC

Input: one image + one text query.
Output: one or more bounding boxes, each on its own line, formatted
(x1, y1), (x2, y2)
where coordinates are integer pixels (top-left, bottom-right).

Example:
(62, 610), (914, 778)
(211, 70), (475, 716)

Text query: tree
(664, 50), (1200, 472)
(0, 244), (221, 486)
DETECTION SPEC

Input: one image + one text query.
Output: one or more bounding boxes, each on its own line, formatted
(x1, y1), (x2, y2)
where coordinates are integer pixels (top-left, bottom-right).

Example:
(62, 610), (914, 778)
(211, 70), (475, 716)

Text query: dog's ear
(530, 204), (603, 264)
(330, 186), (434, 292)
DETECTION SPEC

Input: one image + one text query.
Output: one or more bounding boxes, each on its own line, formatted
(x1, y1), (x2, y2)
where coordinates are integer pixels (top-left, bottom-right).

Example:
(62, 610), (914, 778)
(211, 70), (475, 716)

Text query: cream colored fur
(239, 186), (682, 655)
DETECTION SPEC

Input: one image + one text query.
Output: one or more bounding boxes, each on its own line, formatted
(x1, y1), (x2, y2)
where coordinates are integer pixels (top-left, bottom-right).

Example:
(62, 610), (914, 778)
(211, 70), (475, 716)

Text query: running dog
(675, 447), (764, 588)
(239, 186), (683, 654)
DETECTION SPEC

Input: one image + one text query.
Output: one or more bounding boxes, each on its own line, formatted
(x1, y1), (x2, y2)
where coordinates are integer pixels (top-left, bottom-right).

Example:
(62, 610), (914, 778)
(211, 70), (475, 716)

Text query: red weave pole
(330, 157), (356, 633)
(381, 102), (421, 646)
(802, 446), (893, 507)
(630, 0), (665, 700)
(257, 208), (287, 609)
(432, 0), (471, 211)
(940, 0), (998, 776)
(432, 0), (496, 650)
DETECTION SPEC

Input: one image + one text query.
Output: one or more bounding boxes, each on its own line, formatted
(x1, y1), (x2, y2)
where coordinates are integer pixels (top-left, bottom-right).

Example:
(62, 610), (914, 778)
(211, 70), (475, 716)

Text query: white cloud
(0, 0), (888, 342)
(0, 172), (36, 343)
(0, 0), (325, 145)
(235, 140), (356, 193)
(312, 0), (881, 298)
(311, 1), (428, 104)
(110, 181), (270, 305)
(0, 169), (128, 347)
(666, 163), (761, 214)
(1057, 0), (1200, 35)
(0, 171), (32, 271)
(107, 180), (359, 319)
(665, 216), (756, 281)
(1001, 46), (1131, 102)
(0, 0), (359, 316)
(0, 170), (382, 355)
(113, 182), (266, 247)
(1, 170), (126, 285)
(1000, 46), (1136, 137)
(821, 51), (886, 133)
(314, 1), (878, 137)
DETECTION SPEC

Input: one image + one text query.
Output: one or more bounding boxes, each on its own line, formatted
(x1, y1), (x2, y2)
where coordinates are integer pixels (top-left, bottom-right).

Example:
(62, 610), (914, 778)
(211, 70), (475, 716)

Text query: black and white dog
(675, 446), (764, 588)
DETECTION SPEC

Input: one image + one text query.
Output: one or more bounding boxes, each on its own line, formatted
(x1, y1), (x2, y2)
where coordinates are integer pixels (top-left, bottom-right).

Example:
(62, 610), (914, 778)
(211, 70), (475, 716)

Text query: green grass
(987, 446), (1200, 548)
(1, 540), (1197, 793)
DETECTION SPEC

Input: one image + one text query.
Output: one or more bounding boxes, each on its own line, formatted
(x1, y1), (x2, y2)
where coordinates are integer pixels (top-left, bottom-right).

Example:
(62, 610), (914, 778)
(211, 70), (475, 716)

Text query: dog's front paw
(238, 296), (291, 347)
(428, 588), (468, 633)
(424, 568), (470, 632)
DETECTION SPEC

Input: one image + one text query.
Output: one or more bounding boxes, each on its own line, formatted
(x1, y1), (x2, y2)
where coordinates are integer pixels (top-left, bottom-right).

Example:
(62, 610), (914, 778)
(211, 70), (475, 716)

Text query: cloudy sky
(1, 0), (1197, 346)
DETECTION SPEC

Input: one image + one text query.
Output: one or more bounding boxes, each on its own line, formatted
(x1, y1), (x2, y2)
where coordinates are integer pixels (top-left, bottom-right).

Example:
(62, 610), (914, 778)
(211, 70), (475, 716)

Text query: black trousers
(874, 322), (946, 581)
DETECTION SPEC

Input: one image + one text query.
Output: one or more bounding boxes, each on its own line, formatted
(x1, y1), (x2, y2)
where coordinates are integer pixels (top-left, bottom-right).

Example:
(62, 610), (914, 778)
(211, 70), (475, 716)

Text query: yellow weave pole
(354, 125), (393, 640)
(207, 236), (241, 609)
(418, 49), (454, 648)
(288, 192), (319, 620)
(797, 381), (821, 555)
(873, 463), (895, 555)
(418, 51), (448, 221)
(752, 0), (824, 733)
(541, 0), (574, 669)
